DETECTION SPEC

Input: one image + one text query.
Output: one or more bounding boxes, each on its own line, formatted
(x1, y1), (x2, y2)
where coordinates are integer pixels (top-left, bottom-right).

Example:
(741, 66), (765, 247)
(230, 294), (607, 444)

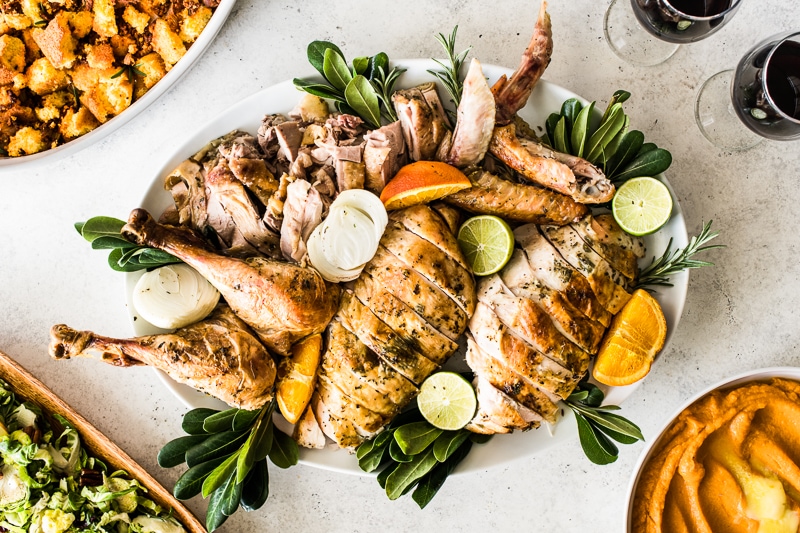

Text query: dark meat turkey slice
(321, 320), (417, 417)
(514, 224), (612, 328)
(540, 223), (632, 315)
(204, 160), (281, 259)
(164, 159), (208, 231)
(466, 376), (543, 434)
(381, 222), (476, 316)
(392, 82), (450, 161)
(353, 273), (458, 366)
(570, 214), (645, 282)
(444, 168), (589, 226)
(337, 291), (438, 385)
(389, 205), (469, 270)
(465, 335), (555, 423)
(365, 247), (468, 342)
(363, 120), (407, 194)
(469, 302), (573, 400)
(312, 375), (387, 449)
(478, 276), (589, 378)
(499, 250), (606, 354)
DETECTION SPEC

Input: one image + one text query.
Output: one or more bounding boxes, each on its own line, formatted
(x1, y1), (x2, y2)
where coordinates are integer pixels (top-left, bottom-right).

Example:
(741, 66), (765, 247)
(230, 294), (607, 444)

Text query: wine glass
(604, 0), (744, 66)
(695, 30), (800, 151)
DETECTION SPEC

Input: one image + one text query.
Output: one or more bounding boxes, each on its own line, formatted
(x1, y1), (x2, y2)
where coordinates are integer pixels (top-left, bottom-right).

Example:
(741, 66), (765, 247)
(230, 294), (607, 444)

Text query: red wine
(632, 0), (740, 44)
(667, 0), (731, 17)
(766, 41), (800, 120)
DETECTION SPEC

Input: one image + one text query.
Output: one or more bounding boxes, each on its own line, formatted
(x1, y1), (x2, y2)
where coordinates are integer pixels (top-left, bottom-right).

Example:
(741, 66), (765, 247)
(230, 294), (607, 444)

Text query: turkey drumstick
(49, 306), (276, 410)
(122, 208), (340, 356)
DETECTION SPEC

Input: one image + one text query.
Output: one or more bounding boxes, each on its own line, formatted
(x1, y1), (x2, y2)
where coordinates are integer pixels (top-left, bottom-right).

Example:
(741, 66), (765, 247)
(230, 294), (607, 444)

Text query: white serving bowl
(0, 0), (237, 170)
(624, 366), (800, 531)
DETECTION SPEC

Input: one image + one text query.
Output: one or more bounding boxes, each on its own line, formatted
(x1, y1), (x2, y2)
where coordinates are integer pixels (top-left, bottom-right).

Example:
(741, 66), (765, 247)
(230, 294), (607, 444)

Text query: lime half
(417, 372), (477, 431)
(612, 177), (673, 236)
(457, 215), (514, 276)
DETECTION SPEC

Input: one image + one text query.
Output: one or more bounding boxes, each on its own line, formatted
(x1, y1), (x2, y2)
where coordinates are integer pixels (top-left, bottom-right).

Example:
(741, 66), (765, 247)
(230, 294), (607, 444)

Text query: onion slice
(306, 190), (389, 283)
(132, 264), (220, 329)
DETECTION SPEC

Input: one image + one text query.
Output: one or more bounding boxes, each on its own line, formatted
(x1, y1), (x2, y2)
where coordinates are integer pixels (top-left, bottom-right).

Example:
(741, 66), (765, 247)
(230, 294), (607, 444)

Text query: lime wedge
(457, 215), (514, 276)
(416, 372), (477, 431)
(612, 177), (673, 236)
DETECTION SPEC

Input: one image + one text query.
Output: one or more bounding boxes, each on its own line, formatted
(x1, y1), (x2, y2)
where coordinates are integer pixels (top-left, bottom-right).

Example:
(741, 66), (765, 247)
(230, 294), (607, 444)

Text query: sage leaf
(158, 434), (208, 468)
(182, 408), (219, 435)
(575, 413), (618, 465)
(307, 41), (344, 77)
(413, 439), (473, 509)
(107, 248), (143, 272)
(586, 104), (627, 163)
(203, 408), (240, 433)
(637, 142), (658, 156)
(544, 113), (560, 146)
(136, 248), (179, 265)
(385, 448), (438, 500)
(269, 430), (299, 469)
(394, 422), (442, 455)
(432, 430), (469, 462)
(357, 430), (394, 471)
(602, 90), (631, 123)
(605, 130), (644, 179)
(201, 451), (239, 498)
(186, 430), (248, 467)
(173, 456), (226, 500)
(570, 102), (595, 158)
(352, 56), (369, 75)
(240, 459), (269, 512)
(90, 235), (137, 250)
(469, 432), (492, 444)
(553, 116), (570, 154)
(79, 216), (125, 242)
(570, 406), (644, 442)
(585, 385), (605, 407)
(560, 98), (582, 131)
(250, 410), (274, 463)
(323, 48), (353, 91)
(236, 406), (272, 483)
(219, 471), (243, 516)
(377, 462), (396, 489)
(389, 438), (413, 463)
(368, 52), (389, 79)
(74, 221), (85, 235)
(205, 482), (229, 532)
(292, 79), (346, 102)
(596, 424), (640, 445)
(602, 115), (631, 164)
(344, 75), (381, 128)
(613, 149), (672, 184)
(567, 390), (589, 403)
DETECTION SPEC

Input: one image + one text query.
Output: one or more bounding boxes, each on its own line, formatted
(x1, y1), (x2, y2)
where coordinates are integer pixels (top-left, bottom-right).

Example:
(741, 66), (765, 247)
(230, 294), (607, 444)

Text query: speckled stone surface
(1, 1), (799, 531)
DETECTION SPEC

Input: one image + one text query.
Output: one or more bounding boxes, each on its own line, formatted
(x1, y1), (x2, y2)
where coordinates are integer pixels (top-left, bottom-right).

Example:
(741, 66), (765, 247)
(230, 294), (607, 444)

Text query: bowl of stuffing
(0, 0), (236, 168)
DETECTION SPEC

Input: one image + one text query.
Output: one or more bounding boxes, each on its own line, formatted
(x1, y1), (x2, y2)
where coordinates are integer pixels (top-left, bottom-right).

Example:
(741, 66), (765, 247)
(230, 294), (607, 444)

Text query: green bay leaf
(344, 75), (381, 128)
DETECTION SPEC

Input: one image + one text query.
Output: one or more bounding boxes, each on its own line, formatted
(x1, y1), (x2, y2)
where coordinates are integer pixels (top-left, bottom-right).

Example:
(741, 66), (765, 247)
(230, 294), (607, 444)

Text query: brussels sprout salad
(0, 380), (186, 533)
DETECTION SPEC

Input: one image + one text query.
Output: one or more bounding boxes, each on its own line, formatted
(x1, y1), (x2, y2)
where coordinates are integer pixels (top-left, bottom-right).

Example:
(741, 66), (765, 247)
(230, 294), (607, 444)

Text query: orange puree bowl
(625, 367), (800, 532)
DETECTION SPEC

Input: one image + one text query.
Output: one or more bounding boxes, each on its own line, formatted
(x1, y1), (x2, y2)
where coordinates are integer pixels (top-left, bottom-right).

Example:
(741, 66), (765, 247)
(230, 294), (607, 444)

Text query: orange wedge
(592, 289), (667, 387)
(379, 161), (471, 210)
(276, 334), (322, 424)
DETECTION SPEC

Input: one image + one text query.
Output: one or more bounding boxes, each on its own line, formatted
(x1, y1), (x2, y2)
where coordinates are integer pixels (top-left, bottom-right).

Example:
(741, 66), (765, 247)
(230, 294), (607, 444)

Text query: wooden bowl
(0, 350), (206, 533)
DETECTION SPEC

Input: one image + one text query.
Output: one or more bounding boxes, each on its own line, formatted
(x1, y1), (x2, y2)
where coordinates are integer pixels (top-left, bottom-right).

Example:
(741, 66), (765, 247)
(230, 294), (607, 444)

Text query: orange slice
(379, 161), (471, 210)
(276, 334), (322, 424)
(592, 289), (667, 387)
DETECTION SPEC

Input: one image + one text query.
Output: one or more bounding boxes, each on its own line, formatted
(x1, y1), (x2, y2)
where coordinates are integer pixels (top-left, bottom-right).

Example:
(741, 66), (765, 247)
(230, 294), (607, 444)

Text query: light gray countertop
(1, 1), (799, 531)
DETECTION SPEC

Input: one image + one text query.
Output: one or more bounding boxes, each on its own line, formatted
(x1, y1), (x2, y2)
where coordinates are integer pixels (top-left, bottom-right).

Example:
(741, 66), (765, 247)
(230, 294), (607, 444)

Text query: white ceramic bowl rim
(624, 366), (800, 531)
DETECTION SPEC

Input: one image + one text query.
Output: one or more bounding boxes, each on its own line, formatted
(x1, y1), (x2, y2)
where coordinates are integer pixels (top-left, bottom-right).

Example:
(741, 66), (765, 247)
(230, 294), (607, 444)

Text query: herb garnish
(159, 399), (298, 531)
(427, 26), (471, 117)
(75, 216), (180, 272)
(565, 379), (644, 465)
(293, 42), (405, 128)
(636, 220), (724, 289)
(543, 91), (673, 184)
(111, 63), (146, 83)
(355, 405), (490, 508)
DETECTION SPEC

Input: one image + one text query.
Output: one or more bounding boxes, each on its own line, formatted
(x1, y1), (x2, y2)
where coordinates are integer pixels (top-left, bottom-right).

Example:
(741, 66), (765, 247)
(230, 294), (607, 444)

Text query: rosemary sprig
(636, 220), (724, 289)
(111, 63), (146, 82)
(371, 64), (406, 122)
(427, 26), (471, 115)
(565, 380), (643, 465)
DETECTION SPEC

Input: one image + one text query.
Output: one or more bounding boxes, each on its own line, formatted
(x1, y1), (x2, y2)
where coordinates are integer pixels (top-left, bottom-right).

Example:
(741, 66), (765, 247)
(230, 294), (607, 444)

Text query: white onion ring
(132, 264), (220, 329)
